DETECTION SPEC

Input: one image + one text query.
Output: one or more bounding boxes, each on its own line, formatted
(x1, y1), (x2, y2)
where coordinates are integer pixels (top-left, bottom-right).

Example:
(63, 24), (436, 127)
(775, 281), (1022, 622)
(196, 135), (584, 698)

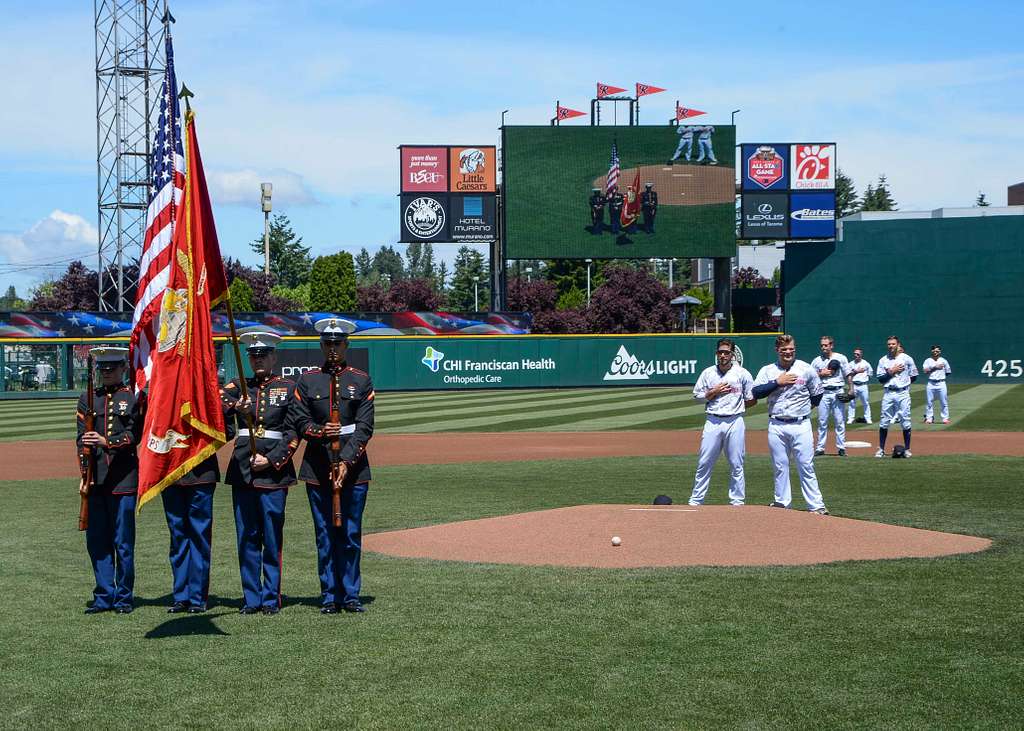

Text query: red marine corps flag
(621, 168), (642, 228)
(136, 105), (228, 510)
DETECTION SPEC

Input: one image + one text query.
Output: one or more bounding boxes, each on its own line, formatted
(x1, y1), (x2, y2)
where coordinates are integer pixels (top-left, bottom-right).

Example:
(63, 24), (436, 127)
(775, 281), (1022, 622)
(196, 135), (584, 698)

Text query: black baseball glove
(836, 392), (854, 403)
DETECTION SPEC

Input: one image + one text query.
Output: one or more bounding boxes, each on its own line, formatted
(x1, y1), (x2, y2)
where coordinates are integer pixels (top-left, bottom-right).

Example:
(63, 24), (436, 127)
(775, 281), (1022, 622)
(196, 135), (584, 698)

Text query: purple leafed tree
(386, 278), (444, 312)
(506, 277), (557, 313)
(29, 261), (99, 311)
(586, 265), (676, 333)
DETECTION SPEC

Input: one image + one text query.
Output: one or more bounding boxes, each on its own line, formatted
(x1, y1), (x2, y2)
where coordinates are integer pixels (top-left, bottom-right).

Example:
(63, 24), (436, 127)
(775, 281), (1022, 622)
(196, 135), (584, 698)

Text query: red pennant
(636, 83), (666, 97)
(596, 82), (627, 98)
(556, 105), (586, 120)
(676, 105), (707, 121)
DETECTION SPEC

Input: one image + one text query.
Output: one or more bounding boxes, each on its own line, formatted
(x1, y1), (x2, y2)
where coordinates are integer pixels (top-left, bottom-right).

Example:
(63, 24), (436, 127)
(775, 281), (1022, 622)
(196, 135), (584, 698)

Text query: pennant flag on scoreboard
(556, 105), (586, 120)
(621, 168), (642, 228)
(596, 82), (627, 98)
(136, 107), (228, 511)
(635, 83), (666, 97)
(676, 105), (707, 121)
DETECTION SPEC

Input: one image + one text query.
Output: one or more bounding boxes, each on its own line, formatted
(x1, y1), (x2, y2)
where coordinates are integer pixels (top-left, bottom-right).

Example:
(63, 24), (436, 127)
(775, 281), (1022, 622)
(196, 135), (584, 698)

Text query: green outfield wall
(784, 214), (1024, 383)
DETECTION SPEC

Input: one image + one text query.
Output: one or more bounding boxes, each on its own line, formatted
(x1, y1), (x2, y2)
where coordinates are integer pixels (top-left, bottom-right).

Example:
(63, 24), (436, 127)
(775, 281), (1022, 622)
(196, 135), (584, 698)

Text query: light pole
(525, 266), (533, 282)
(731, 109), (741, 126)
(668, 259), (674, 290)
(585, 258), (592, 305)
(260, 182), (273, 276)
(472, 275), (480, 312)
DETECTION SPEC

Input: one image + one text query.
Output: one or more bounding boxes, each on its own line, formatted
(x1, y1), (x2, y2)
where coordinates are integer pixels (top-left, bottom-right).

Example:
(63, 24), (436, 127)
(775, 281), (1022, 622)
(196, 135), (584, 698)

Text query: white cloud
(206, 168), (319, 207)
(0, 210), (98, 269)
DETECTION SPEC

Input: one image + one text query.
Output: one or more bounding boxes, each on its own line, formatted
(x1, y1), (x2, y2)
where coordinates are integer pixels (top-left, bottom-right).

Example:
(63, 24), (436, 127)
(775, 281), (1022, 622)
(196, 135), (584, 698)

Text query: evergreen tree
(436, 261), (449, 295)
(372, 245), (405, 283)
(975, 191), (990, 207)
(249, 214), (313, 288)
(309, 252), (357, 311)
(0, 285), (27, 310)
(404, 242), (437, 281)
(448, 247), (488, 311)
(861, 175), (897, 211)
(228, 278), (254, 311)
(860, 183), (875, 211)
(835, 168), (860, 217)
(354, 247), (374, 283)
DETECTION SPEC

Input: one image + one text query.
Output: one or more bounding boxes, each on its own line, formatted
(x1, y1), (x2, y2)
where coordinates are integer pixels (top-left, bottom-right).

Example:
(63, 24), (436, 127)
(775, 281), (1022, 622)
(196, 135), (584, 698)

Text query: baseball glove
(836, 392), (854, 403)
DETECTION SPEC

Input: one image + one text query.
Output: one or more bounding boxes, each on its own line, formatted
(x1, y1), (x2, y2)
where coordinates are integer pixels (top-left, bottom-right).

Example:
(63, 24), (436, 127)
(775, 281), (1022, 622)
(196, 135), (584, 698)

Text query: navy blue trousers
(86, 492), (136, 609)
(306, 482), (368, 606)
(232, 487), (287, 609)
(161, 484), (214, 608)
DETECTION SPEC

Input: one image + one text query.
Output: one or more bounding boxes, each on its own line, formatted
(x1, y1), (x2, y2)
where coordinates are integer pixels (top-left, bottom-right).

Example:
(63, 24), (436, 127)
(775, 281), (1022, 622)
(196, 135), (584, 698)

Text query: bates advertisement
(449, 146), (496, 193)
(790, 144), (836, 189)
(400, 146), (448, 192)
(450, 194), (497, 242)
(742, 144), (788, 191)
(789, 192), (836, 238)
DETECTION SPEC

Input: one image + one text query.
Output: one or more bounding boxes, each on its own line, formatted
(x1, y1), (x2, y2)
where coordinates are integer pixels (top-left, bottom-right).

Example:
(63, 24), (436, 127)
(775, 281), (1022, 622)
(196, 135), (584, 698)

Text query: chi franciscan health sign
(790, 144), (835, 189)
(401, 147), (448, 192)
(449, 147), (496, 193)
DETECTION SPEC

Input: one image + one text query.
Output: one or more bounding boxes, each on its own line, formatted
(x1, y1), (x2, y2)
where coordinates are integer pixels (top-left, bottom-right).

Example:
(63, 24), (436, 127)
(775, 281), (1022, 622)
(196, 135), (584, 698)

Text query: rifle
(329, 371), (343, 528)
(78, 355), (96, 531)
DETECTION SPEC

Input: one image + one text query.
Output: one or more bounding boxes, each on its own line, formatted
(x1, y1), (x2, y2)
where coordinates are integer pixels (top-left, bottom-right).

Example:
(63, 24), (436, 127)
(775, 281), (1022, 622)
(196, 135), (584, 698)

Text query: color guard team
(76, 317), (374, 616)
(76, 323), (950, 614)
(688, 334), (952, 513)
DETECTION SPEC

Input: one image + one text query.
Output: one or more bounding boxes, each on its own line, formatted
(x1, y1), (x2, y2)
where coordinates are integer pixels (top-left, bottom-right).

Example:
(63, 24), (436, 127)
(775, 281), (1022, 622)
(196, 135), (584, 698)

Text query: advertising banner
(790, 144), (836, 190)
(789, 192), (837, 238)
(450, 194), (497, 242)
(449, 146), (496, 193)
(400, 146), (448, 192)
(400, 193), (449, 242)
(741, 193), (789, 238)
(741, 144), (789, 191)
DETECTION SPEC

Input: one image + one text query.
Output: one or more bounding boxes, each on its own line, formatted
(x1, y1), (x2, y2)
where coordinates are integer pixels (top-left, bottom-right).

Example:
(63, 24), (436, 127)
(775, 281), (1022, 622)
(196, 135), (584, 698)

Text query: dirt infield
(593, 164), (734, 206)
(5, 430), (1021, 483)
(364, 504), (992, 568)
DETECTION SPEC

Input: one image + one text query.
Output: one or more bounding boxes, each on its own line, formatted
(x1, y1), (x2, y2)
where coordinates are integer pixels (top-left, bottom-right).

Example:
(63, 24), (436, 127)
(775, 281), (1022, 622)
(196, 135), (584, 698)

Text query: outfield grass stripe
(377, 388), (686, 426)
(520, 399), (711, 432)
(378, 387), (651, 409)
(380, 390), (693, 433)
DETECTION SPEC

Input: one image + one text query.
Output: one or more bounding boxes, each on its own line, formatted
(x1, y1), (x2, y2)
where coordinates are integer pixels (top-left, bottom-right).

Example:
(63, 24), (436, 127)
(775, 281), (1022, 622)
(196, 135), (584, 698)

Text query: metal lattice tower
(94, 0), (167, 312)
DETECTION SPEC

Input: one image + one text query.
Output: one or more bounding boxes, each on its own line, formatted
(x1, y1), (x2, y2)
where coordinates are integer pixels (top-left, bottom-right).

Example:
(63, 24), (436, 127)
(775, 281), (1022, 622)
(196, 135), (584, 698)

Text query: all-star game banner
(502, 125), (737, 260)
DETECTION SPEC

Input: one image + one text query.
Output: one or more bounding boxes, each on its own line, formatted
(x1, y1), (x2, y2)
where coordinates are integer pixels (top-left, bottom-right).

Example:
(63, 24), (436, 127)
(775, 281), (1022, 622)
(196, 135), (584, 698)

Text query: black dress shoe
(239, 606), (260, 615)
(167, 601), (189, 614)
(84, 605), (110, 615)
(342, 600), (365, 614)
(115, 605), (134, 614)
(262, 606), (280, 615)
(320, 603), (338, 614)
(187, 604), (207, 614)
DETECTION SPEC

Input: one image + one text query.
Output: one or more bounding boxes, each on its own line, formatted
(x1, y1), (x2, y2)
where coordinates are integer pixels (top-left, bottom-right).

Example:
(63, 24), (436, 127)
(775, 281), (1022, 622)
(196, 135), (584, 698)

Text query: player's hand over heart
(776, 371), (798, 386)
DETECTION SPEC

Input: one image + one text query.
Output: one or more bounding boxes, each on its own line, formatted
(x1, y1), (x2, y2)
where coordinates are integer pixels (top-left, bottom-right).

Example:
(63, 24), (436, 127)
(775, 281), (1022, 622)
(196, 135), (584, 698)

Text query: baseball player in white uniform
(809, 335), (853, 457)
(752, 334), (829, 514)
(696, 126), (718, 165)
(846, 348), (872, 424)
(670, 125), (695, 163)
(922, 345), (952, 424)
(688, 339), (756, 507)
(875, 336), (918, 457)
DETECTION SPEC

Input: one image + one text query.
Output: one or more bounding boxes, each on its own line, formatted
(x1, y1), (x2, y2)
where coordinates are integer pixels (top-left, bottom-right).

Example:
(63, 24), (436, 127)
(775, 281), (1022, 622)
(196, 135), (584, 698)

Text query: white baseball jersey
(693, 365), (754, 417)
(848, 358), (872, 384)
(698, 126), (714, 140)
(876, 353), (918, 389)
(923, 357), (951, 382)
(753, 360), (823, 419)
(810, 352), (850, 389)
(679, 126), (694, 139)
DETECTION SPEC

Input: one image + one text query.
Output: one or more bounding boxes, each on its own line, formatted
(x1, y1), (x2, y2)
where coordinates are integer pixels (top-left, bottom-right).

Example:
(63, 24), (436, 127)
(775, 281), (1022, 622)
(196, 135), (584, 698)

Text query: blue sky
(2, 0), (1023, 295)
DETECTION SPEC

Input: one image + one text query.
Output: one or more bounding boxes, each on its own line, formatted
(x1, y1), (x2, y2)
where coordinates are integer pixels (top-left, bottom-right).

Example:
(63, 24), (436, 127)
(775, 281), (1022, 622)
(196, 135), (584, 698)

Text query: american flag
(130, 34), (184, 392)
(606, 142), (619, 196)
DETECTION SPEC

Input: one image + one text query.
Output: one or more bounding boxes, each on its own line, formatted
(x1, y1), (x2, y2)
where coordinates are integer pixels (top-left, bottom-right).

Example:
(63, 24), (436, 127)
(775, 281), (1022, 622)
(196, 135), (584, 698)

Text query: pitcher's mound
(365, 505), (991, 568)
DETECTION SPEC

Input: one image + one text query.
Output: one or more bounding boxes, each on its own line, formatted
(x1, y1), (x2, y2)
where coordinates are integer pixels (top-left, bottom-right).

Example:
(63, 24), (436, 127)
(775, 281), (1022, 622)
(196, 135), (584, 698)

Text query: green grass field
(1, 454), (1023, 728)
(3, 383), (1020, 442)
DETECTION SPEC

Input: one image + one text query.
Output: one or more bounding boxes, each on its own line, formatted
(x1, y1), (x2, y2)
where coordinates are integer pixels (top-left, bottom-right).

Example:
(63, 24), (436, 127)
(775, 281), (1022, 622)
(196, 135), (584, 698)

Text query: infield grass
(0, 383), (1021, 442)
(1, 454), (1022, 728)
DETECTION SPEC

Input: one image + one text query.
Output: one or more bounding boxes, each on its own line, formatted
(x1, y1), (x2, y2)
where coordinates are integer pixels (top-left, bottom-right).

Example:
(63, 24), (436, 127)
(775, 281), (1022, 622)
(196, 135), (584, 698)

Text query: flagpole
(224, 294), (258, 475)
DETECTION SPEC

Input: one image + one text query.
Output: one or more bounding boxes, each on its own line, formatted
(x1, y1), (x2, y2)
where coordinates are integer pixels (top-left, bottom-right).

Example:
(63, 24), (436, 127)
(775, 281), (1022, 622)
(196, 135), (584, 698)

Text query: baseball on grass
(611, 536), (622, 546)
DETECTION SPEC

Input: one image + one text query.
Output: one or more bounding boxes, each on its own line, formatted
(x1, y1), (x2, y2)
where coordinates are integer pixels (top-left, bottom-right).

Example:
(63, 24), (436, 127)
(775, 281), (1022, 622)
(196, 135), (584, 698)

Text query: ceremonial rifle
(78, 356), (96, 531)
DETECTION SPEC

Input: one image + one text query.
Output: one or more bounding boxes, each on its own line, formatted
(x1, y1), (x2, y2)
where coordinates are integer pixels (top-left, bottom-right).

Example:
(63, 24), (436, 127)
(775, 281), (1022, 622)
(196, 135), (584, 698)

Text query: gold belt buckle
(254, 426), (265, 438)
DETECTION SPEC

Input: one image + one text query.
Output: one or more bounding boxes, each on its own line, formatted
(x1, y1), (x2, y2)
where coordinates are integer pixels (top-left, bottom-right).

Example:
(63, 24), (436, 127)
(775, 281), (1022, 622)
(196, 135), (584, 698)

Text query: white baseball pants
(768, 418), (826, 511)
(925, 382), (948, 420)
(816, 391), (846, 451)
(689, 414), (746, 505)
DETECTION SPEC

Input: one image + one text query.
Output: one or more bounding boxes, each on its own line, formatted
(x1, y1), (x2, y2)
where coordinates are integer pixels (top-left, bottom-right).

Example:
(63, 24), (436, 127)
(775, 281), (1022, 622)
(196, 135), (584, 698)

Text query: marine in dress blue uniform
(161, 454), (220, 614)
(290, 318), (375, 614)
(77, 347), (144, 614)
(222, 332), (299, 615)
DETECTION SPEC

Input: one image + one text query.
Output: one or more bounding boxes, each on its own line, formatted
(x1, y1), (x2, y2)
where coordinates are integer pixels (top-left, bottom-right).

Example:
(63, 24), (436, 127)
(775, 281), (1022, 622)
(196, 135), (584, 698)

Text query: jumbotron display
(502, 125), (736, 259)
